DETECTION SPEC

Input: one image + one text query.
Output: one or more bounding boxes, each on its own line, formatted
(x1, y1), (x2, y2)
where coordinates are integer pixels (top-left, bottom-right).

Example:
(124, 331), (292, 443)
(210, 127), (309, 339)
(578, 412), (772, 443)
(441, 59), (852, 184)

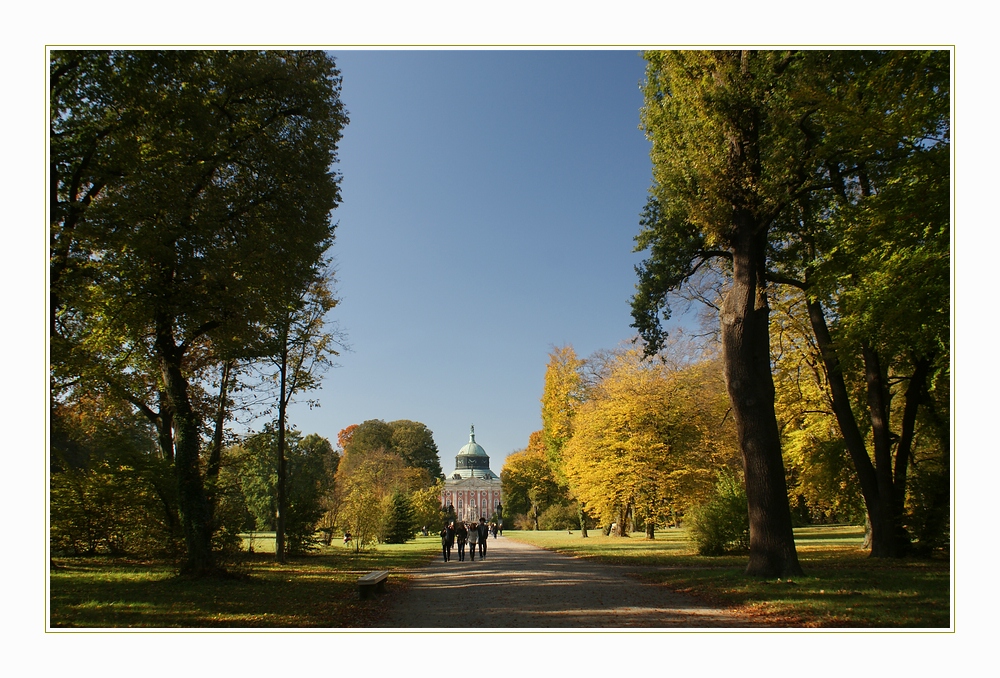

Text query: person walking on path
(477, 517), (489, 559)
(440, 522), (455, 562)
(455, 521), (468, 562)
(467, 521), (478, 561)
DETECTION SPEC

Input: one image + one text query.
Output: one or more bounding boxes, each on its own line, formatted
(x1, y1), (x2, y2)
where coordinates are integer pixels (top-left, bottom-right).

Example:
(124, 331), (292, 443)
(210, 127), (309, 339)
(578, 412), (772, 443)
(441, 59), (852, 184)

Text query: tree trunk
(206, 360), (232, 519)
(156, 320), (214, 575)
(645, 520), (655, 540)
(863, 345), (910, 557)
(722, 226), (802, 577)
(578, 506), (588, 538)
(156, 390), (174, 463)
(805, 299), (895, 557)
(276, 339), (288, 563)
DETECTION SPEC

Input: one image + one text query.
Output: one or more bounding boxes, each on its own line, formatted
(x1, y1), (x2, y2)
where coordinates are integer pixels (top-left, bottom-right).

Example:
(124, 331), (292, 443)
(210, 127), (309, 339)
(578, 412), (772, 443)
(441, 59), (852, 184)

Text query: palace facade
(440, 425), (503, 525)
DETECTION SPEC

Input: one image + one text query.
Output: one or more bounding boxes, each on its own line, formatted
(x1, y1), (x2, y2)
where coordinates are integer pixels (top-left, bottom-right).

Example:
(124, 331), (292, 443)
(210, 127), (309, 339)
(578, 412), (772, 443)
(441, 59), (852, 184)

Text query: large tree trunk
(156, 321), (214, 575)
(578, 506), (588, 538)
(722, 226), (802, 577)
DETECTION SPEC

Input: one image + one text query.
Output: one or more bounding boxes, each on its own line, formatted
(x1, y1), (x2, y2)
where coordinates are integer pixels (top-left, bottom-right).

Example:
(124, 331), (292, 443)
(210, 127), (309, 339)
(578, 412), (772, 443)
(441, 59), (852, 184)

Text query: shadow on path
(379, 536), (755, 628)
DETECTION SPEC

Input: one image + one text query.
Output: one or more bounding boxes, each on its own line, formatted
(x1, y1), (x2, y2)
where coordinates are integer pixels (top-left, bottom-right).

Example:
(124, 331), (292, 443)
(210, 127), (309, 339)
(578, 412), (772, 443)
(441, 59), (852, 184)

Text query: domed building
(440, 425), (503, 525)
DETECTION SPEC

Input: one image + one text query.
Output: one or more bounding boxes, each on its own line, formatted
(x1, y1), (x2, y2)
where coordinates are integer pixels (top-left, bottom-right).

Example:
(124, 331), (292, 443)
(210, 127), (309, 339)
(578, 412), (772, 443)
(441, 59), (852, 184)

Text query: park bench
(357, 570), (389, 599)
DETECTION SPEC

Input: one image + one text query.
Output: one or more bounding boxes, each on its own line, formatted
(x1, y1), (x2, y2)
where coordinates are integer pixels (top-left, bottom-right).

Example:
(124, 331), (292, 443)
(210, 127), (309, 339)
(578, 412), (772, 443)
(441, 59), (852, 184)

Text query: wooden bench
(357, 570), (389, 599)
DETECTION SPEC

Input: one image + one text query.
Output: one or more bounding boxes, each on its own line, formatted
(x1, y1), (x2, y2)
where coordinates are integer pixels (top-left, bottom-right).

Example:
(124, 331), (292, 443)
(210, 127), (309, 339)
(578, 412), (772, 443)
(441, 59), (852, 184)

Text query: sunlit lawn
(505, 526), (951, 628)
(49, 536), (440, 628)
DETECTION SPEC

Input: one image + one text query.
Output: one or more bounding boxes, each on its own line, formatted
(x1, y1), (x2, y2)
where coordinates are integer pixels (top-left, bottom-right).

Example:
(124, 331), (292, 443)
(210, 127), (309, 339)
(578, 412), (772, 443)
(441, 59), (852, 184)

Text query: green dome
(453, 425), (497, 479)
(458, 429), (488, 458)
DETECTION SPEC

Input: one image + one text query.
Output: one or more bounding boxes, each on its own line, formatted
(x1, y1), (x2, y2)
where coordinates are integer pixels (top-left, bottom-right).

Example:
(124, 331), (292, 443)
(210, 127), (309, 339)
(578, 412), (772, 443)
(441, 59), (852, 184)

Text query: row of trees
(627, 50), (949, 575)
(52, 415), (447, 559)
(504, 51), (949, 578)
(328, 420), (446, 551)
(50, 50), (350, 573)
(502, 343), (741, 538)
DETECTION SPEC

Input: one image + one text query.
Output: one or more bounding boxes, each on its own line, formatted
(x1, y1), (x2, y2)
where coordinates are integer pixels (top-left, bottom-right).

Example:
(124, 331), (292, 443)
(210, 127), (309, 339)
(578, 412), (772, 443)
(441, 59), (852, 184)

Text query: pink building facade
(440, 426), (503, 525)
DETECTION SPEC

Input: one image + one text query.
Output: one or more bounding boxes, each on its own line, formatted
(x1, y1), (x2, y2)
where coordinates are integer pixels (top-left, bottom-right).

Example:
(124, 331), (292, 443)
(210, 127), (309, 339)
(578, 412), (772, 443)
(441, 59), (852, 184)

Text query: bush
(688, 470), (750, 556)
(50, 458), (175, 557)
(538, 503), (580, 530)
(511, 513), (534, 530)
(906, 453), (950, 556)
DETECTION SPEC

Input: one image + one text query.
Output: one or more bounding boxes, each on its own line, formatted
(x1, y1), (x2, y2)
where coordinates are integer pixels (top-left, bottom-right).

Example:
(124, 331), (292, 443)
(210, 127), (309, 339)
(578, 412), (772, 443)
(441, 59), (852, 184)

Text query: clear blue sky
(284, 50), (661, 471)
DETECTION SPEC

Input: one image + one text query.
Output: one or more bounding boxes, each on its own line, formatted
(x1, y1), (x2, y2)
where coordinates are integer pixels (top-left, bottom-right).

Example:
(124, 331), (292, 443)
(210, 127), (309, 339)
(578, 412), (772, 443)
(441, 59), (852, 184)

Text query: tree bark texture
(863, 345), (912, 557)
(206, 360), (231, 519)
(722, 226), (802, 577)
(807, 299), (918, 558)
(156, 320), (214, 575)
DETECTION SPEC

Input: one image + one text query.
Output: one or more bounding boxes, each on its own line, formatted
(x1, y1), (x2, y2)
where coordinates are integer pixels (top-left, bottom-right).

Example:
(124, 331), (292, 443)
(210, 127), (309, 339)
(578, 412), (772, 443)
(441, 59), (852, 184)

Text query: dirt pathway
(378, 535), (754, 628)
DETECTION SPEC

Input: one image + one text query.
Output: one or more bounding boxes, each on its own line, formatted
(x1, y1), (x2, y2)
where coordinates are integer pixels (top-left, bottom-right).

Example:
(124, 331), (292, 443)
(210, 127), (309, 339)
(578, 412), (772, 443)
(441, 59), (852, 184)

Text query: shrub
(538, 503), (580, 530)
(906, 453), (950, 556)
(512, 513), (534, 530)
(688, 470), (750, 556)
(50, 458), (175, 556)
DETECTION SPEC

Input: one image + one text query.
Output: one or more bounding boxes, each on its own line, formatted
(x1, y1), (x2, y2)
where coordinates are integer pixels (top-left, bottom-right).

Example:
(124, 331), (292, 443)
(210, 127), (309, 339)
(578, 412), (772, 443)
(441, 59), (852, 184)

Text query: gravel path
(378, 535), (754, 628)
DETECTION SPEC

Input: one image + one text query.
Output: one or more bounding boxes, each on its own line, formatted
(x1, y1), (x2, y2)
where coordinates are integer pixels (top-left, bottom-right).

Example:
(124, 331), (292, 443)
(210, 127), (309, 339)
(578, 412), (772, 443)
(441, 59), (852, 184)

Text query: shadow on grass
(506, 526), (951, 628)
(50, 536), (440, 628)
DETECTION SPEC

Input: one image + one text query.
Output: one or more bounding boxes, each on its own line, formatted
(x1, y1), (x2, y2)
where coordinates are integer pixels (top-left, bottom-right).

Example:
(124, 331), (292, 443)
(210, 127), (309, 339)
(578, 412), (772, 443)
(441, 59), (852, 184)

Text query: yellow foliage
(562, 349), (738, 527)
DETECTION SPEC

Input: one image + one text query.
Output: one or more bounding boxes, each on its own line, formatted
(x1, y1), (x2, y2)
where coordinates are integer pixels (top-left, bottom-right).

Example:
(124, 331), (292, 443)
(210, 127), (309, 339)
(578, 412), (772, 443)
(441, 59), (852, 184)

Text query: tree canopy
(631, 50), (949, 565)
(50, 50), (349, 573)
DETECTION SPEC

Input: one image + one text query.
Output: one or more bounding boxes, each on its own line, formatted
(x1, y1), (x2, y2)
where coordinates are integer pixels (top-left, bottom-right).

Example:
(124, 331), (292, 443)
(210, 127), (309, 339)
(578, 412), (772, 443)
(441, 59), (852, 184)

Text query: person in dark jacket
(477, 517), (489, 559)
(455, 521), (468, 561)
(440, 522), (455, 562)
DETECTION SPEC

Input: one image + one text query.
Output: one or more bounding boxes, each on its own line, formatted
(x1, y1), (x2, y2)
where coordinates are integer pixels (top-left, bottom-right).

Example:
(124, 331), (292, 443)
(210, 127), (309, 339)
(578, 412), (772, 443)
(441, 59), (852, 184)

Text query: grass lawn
(505, 526), (951, 628)
(49, 536), (440, 628)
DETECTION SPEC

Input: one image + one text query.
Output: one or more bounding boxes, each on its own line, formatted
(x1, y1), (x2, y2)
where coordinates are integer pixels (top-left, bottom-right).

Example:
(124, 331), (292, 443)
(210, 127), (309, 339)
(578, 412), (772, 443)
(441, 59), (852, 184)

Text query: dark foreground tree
(632, 50), (949, 569)
(765, 51), (950, 557)
(50, 50), (348, 574)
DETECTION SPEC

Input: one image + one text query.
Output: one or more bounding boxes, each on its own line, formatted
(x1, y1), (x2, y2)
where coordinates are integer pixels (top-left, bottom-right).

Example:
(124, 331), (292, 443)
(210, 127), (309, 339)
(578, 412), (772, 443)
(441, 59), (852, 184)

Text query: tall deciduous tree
(540, 346), (588, 536)
(268, 271), (341, 562)
(341, 419), (443, 484)
(631, 50), (949, 566)
(500, 432), (565, 530)
(633, 50), (818, 576)
(388, 420), (445, 480)
(562, 349), (737, 537)
(50, 50), (348, 574)
(765, 51), (950, 556)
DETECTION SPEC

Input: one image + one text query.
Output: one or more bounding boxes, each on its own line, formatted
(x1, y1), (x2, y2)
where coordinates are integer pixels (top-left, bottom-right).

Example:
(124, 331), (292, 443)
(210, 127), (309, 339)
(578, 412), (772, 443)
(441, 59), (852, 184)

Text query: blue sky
(284, 50), (665, 470)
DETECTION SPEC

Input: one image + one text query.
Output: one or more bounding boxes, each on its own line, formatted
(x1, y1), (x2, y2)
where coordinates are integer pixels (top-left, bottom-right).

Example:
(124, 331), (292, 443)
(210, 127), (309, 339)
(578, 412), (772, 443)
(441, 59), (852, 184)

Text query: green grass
(49, 536), (440, 628)
(505, 526), (951, 628)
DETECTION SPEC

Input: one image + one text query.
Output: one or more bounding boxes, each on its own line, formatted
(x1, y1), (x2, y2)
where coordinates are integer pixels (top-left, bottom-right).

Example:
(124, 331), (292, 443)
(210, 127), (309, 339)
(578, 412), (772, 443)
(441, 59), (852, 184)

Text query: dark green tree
(231, 429), (335, 555)
(382, 490), (417, 544)
(342, 419), (443, 485)
(765, 51), (950, 557)
(50, 50), (348, 574)
(343, 420), (394, 459)
(631, 50), (949, 566)
(389, 420), (444, 480)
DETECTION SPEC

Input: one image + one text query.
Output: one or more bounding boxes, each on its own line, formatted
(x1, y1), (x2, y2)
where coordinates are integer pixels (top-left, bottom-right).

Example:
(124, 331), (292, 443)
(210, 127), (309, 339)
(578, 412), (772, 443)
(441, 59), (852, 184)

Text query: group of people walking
(440, 517), (498, 562)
